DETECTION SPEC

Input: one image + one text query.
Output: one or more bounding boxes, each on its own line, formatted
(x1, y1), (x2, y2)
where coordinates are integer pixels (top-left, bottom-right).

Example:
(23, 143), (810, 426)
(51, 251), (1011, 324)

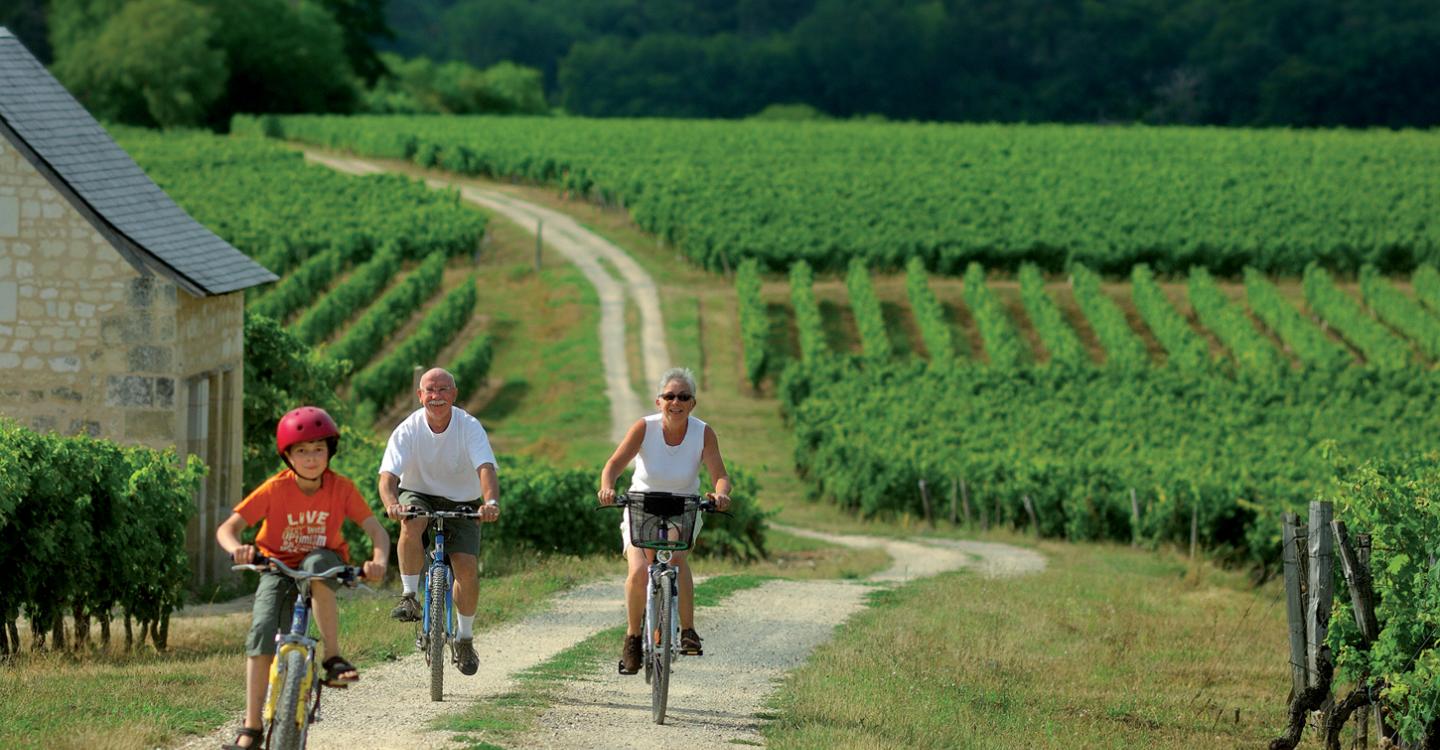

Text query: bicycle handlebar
(599, 491), (720, 514)
(230, 554), (364, 586)
(397, 505), (485, 520)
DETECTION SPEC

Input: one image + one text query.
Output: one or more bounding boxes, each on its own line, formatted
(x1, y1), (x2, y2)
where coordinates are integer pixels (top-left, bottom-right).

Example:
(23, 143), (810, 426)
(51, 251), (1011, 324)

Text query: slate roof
(0, 27), (276, 295)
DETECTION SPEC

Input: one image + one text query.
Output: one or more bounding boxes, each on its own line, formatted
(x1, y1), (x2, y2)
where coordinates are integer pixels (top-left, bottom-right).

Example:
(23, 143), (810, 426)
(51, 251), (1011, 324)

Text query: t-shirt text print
(234, 469), (373, 567)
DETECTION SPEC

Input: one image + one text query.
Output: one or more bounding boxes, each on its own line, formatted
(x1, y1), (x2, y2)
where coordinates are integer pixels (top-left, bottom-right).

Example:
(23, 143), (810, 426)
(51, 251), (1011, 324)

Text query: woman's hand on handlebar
(705, 492), (731, 512)
(597, 488), (618, 506)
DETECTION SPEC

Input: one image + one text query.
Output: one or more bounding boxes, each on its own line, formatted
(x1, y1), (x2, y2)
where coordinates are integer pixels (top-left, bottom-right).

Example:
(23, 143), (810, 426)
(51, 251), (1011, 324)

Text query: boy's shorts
(399, 488), (482, 558)
(245, 548), (345, 657)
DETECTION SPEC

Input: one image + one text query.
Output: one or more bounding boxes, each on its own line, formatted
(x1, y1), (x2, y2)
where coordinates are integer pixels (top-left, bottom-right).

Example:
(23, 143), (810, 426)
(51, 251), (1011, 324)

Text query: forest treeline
(4, 0), (1437, 128)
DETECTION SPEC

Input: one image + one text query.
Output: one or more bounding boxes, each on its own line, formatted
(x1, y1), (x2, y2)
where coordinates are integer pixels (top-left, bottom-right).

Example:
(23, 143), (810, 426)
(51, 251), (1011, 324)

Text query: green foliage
(1071, 264), (1147, 369)
(0, 420), (202, 650)
(246, 246), (344, 323)
(351, 275), (478, 413)
(1244, 268), (1352, 370)
(449, 334), (495, 404)
(1328, 454), (1440, 743)
(845, 259), (890, 362)
(783, 358), (1440, 566)
(326, 252), (446, 374)
(1018, 263), (1085, 368)
(363, 53), (548, 115)
(260, 116), (1440, 275)
(1359, 265), (1440, 362)
(242, 313), (347, 493)
(1130, 264), (1209, 371)
(1186, 267), (1282, 373)
(789, 261), (826, 364)
(962, 263), (1022, 369)
(51, 0), (226, 128)
(1413, 264), (1440, 316)
(1303, 262), (1411, 370)
(904, 257), (953, 363)
(735, 258), (769, 388)
(290, 243), (403, 346)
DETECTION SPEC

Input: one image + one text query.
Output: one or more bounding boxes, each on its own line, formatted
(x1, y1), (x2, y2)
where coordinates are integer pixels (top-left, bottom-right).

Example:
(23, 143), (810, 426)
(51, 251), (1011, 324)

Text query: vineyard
(240, 114), (1440, 275)
(731, 260), (1440, 574)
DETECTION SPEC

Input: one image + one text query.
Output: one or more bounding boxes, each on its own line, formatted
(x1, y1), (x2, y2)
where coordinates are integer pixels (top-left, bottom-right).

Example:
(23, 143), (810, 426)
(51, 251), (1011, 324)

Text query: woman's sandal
(220, 726), (263, 750)
(321, 655), (360, 688)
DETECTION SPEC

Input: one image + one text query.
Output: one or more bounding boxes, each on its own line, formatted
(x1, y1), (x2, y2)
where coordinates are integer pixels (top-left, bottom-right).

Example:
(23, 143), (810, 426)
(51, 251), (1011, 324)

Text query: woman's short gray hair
(658, 367), (697, 394)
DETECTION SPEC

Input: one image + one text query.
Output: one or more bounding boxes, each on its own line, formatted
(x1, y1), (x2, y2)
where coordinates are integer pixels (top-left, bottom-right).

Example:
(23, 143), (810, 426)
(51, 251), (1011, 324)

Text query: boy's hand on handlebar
(362, 560), (387, 583)
(597, 488), (617, 506)
(705, 492), (731, 512)
(230, 545), (258, 565)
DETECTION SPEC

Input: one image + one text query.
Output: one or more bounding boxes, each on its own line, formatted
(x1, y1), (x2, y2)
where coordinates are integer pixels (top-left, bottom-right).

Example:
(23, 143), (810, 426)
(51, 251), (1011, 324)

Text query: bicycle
(231, 555), (365, 750)
(606, 491), (718, 724)
(398, 504), (484, 702)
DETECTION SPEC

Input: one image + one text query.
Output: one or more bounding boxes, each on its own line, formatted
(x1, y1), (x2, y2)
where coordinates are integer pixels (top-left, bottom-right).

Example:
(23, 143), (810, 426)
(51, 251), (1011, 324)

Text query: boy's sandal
(321, 655), (360, 688)
(220, 726), (263, 750)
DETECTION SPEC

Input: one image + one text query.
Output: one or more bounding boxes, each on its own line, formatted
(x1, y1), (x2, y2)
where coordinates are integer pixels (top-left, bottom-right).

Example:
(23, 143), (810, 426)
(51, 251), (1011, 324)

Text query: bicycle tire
(652, 577), (673, 724)
(269, 647), (312, 750)
(428, 566), (448, 702)
(643, 580), (654, 686)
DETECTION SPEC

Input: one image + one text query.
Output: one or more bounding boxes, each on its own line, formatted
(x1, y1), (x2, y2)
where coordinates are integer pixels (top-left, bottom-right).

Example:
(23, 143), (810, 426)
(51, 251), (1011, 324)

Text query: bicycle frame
(644, 550), (681, 665)
(419, 520), (456, 650)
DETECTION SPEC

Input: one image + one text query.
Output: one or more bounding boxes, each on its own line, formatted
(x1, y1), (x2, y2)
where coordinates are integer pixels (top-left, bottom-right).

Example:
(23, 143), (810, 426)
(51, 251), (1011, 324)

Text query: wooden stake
(1331, 521), (1379, 643)
(1022, 494), (1039, 534)
(948, 477), (958, 526)
(1129, 487), (1141, 547)
(918, 479), (935, 529)
(1282, 512), (1308, 699)
(1306, 501), (1334, 689)
(959, 478), (973, 527)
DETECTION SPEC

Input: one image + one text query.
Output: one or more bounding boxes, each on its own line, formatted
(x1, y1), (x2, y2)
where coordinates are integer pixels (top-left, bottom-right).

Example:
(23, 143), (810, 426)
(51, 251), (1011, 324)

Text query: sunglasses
(659, 392), (694, 402)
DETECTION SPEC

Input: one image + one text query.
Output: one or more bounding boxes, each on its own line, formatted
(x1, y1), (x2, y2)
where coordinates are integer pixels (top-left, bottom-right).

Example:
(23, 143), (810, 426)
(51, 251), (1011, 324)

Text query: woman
(598, 367), (732, 675)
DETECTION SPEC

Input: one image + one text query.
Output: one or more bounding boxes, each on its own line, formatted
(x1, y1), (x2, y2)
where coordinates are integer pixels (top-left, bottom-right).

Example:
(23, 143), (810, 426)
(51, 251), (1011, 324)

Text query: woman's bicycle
(231, 555), (365, 750)
(607, 491), (718, 724)
(398, 504), (484, 702)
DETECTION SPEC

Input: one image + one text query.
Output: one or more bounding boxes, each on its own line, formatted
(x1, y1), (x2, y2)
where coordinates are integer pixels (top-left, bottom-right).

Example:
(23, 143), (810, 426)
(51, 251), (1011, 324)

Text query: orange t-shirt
(235, 468), (373, 567)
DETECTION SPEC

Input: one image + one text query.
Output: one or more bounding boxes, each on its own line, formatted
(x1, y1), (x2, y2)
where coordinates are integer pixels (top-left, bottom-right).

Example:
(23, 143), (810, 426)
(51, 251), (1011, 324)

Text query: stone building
(0, 29), (276, 586)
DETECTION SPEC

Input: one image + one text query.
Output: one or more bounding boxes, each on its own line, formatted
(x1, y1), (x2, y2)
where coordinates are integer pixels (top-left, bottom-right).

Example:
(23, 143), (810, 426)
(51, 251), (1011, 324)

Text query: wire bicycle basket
(625, 492), (700, 551)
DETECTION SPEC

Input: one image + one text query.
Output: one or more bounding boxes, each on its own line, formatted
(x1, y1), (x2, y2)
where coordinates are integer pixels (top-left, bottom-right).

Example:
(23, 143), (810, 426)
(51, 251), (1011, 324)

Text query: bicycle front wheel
(269, 647), (312, 750)
(428, 567), (448, 702)
(651, 578), (673, 724)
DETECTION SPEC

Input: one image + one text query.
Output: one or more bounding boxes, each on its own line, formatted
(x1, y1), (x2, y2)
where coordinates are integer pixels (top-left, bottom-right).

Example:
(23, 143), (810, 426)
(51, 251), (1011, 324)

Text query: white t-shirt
(629, 414), (705, 495)
(380, 406), (498, 501)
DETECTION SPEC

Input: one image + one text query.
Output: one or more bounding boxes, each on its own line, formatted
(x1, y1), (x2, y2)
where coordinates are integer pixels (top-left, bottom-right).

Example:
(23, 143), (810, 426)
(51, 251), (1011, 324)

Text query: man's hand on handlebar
(479, 500), (500, 523)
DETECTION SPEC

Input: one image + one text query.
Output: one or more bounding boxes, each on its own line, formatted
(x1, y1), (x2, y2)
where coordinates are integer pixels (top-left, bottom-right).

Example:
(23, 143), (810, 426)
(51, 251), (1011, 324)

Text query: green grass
(763, 541), (1296, 750)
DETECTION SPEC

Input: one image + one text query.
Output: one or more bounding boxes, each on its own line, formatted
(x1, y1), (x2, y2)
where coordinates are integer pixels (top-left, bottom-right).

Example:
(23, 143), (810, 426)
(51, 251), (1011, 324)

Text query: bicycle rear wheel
(268, 647), (312, 750)
(651, 578), (673, 724)
(428, 567), (448, 702)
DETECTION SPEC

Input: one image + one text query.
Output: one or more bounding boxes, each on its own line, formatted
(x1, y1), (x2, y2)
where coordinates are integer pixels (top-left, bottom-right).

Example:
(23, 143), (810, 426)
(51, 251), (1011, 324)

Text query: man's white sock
(457, 614), (475, 639)
(402, 574), (420, 596)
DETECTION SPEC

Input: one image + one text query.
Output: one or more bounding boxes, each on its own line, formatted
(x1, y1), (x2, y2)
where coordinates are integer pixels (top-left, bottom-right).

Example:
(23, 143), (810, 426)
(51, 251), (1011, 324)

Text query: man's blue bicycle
(399, 505), (483, 702)
(231, 555), (365, 750)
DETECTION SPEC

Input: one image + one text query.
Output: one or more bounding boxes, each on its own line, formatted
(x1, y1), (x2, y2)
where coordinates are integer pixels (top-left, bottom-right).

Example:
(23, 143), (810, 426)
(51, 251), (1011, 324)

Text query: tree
(51, 0), (226, 128)
(317, 0), (395, 85)
(242, 313), (347, 493)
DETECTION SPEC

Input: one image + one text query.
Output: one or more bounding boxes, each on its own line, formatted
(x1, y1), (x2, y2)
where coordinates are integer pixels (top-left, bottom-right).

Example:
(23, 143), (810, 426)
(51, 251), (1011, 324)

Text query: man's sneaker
(618, 634), (642, 675)
(454, 638), (479, 676)
(390, 593), (421, 622)
(679, 628), (704, 656)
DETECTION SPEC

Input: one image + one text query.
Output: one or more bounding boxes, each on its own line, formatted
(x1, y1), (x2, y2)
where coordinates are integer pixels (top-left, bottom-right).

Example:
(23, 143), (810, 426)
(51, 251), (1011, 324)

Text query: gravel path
(302, 150), (669, 442)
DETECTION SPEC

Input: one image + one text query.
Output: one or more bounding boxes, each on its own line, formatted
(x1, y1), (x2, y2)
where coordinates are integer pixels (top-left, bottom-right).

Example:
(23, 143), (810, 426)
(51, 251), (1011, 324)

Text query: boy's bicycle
(398, 504), (484, 702)
(231, 555), (365, 750)
(607, 491), (718, 724)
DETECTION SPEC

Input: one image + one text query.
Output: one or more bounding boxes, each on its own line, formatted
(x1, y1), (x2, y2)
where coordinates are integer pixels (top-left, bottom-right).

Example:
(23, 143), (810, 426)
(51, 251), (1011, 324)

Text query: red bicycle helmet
(276, 406), (340, 457)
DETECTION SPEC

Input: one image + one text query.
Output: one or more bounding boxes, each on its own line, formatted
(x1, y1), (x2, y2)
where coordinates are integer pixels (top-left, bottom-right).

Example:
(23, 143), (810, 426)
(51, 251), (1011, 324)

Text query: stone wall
(1, 133), (247, 586)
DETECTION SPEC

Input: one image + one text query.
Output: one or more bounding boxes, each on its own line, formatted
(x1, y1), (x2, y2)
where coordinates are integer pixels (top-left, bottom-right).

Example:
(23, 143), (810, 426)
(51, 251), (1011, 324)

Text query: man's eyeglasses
(659, 392), (693, 402)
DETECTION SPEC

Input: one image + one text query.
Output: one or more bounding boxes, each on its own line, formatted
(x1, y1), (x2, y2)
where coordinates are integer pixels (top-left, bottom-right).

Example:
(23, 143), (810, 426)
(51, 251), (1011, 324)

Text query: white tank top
(629, 414), (705, 495)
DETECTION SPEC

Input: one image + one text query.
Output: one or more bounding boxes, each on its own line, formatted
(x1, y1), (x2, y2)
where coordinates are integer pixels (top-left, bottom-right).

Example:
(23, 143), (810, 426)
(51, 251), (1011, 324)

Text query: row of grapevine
(962, 263), (1024, 369)
(846, 259), (891, 361)
(1302, 263), (1411, 370)
(1412, 264), (1440, 314)
(779, 358), (1440, 565)
(352, 277), (478, 413)
(1186, 268), (1284, 373)
(0, 421), (203, 654)
(1130, 264), (1210, 371)
(255, 114), (1440, 275)
(1243, 269), (1353, 370)
(905, 258), (955, 362)
(247, 247), (343, 322)
(1358, 265), (1440, 361)
(326, 253), (446, 373)
(1018, 264), (1086, 368)
(1070, 264), (1148, 369)
(789, 261), (826, 364)
(292, 243), (403, 346)
(736, 259), (769, 388)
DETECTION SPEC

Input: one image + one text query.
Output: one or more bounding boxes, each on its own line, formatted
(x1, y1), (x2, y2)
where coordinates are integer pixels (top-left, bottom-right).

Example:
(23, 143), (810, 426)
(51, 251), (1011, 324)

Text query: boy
(216, 406), (389, 750)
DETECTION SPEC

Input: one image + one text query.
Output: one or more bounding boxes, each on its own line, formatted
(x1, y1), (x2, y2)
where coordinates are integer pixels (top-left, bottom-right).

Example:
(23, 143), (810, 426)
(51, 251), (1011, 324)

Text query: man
(380, 367), (500, 676)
